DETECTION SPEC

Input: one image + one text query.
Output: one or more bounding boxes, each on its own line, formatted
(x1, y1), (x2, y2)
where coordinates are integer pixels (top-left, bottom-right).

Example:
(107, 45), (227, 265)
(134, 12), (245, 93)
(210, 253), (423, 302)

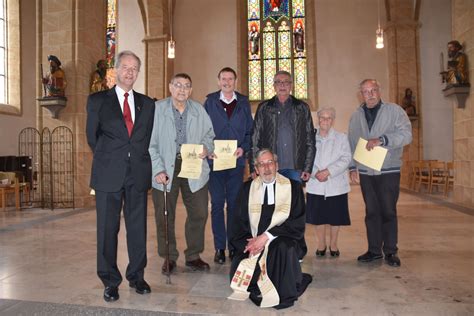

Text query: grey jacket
(348, 101), (412, 176)
(149, 97), (215, 192)
(307, 128), (351, 197)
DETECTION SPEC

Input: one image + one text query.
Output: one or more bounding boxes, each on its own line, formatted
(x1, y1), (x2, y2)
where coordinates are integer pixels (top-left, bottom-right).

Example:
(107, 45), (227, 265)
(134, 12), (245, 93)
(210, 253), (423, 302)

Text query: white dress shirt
(115, 85), (135, 123)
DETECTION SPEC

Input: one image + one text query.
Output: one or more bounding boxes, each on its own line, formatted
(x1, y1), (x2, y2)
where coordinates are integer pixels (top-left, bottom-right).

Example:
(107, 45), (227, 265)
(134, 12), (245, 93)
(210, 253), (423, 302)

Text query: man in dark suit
(86, 50), (155, 302)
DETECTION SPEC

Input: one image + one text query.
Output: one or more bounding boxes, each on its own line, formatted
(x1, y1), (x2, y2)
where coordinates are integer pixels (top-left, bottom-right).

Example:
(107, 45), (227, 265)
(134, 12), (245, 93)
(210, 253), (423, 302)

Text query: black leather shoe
(214, 249), (225, 264)
(385, 254), (401, 267)
(330, 247), (340, 257)
(103, 286), (119, 302)
(229, 250), (235, 261)
(315, 247), (327, 257)
(185, 258), (210, 271)
(161, 259), (177, 274)
(129, 279), (151, 294)
(357, 251), (383, 262)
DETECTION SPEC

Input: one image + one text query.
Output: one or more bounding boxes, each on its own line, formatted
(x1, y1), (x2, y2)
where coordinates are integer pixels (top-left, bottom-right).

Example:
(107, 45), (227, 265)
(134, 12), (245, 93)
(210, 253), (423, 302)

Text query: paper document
(353, 138), (388, 171)
(213, 140), (237, 171)
(178, 144), (203, 179)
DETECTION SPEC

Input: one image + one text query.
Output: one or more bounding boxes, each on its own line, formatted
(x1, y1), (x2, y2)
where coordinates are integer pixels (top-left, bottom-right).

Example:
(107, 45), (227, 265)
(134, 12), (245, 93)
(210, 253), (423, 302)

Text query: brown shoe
(185, 258), (210, 271)
(161, 259), (176, 274)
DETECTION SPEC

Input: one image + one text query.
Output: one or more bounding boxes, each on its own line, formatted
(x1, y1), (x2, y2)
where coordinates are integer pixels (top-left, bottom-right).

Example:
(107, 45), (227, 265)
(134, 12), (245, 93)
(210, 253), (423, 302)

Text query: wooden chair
(408, 161), (418, 190)
(429, 161), (447, 194)
(0, 172), (20, 211)
(416, 160), (431, 192)
(445, 162), (454, 196)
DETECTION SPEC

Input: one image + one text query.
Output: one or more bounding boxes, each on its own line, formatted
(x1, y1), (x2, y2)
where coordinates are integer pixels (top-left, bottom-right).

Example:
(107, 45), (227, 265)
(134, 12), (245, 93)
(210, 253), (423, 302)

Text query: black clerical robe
(229, 178), (309, 309)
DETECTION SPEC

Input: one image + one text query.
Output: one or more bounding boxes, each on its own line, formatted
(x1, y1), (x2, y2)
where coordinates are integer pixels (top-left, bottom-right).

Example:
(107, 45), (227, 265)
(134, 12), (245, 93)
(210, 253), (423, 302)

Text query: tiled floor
(0, 185), (473, 315)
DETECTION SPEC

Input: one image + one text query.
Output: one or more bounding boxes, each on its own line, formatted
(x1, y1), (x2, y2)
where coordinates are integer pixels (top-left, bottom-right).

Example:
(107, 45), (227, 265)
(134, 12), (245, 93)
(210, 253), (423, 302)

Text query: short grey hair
(274, 70), (292, 82)
(359, 79), (381, 90)
(317, 107), (336, 119)
(253, 148), (278, 166)
(115, 50), (141, 71)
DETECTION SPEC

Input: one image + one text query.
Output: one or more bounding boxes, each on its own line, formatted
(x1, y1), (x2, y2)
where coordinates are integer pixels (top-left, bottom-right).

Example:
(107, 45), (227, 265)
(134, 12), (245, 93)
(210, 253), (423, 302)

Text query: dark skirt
(306, 193), (351, 226)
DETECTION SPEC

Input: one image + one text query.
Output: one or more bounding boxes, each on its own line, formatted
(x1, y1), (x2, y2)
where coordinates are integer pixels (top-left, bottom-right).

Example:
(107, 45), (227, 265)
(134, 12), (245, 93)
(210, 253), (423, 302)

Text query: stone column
(451, 0), (474, 208)
(384, 0), (421, 187)
(38, 0), (106, 208)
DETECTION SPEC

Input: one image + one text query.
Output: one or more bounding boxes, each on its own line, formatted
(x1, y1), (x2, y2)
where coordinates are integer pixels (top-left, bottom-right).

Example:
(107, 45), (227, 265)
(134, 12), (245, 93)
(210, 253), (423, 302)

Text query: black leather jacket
(251, 96), (315, 173)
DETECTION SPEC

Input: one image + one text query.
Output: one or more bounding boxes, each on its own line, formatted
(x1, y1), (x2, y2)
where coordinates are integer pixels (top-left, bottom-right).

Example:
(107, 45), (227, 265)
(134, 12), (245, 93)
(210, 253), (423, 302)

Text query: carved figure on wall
(42, 55), (67, 97)
(249, 24), (260, 56)
(401, 88), (416, 116)
(441, 40), (470, 87)
(294, 21), (304, 53)
(90, 59), (108, 93)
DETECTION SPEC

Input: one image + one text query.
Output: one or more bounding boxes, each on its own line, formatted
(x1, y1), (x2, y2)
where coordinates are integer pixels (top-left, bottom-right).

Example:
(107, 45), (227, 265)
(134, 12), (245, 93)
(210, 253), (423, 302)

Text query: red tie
(123, 92), (133, 137)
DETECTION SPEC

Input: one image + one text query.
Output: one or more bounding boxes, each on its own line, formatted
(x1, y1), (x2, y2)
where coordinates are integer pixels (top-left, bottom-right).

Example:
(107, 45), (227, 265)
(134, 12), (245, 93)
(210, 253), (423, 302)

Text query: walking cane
(163, 180), (171, 284)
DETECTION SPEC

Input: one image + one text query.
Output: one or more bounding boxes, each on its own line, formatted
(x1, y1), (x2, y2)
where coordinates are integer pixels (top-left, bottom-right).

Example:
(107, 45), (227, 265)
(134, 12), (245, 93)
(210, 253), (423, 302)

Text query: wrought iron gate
(18, 126), (75, 210)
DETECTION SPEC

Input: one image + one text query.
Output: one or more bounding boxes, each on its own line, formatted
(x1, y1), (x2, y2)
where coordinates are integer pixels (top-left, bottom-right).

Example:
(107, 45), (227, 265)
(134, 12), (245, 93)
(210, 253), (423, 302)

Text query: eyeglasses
(257, 160), (275, 168)
(172, 82), (192, 90)
(274, 81), (292, 86)
(361, 88), (379, 96)
(319, 116), (333, 121)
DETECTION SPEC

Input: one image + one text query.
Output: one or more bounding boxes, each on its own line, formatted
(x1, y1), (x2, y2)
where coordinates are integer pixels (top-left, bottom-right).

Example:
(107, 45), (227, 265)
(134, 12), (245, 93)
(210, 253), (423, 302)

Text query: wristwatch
(379, 136), (385, 146)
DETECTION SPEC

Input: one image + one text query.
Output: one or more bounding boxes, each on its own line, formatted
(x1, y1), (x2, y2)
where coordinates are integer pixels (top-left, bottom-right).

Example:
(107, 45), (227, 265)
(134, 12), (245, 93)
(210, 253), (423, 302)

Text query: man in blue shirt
(204, 67), (253, 264)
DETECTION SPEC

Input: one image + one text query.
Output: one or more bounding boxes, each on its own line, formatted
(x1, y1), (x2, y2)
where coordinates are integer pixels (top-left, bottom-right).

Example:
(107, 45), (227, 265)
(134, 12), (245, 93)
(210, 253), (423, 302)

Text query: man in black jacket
(251, 70), (315, 260)
(86, 50), (155, 302)
(251, 70), (315, 182)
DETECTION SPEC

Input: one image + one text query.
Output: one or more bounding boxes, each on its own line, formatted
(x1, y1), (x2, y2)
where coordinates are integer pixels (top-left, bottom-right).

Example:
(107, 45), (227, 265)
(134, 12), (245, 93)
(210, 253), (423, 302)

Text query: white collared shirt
(115, 85), (136, 123)
(219, 91), (237, 104)
(262, 180), (275, 205)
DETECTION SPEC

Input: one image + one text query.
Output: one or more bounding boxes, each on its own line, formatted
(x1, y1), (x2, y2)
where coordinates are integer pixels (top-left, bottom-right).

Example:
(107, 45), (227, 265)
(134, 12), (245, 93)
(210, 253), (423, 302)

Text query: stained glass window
(248, 0), (307, 101)
(106, 0), (117, 87)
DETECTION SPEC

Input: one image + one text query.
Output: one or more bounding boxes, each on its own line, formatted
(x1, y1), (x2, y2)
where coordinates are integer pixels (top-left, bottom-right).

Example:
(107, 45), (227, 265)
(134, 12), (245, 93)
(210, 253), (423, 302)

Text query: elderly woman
(306, 107), (351, 257)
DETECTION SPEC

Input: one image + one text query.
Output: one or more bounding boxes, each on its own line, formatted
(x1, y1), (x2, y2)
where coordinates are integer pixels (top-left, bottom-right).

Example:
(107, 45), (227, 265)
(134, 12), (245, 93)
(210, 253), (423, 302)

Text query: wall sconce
(376, 28), (384, 49)
(168, 39), (175, 59)
(167, 0), (175, 59)
(376, 0), (384, 49)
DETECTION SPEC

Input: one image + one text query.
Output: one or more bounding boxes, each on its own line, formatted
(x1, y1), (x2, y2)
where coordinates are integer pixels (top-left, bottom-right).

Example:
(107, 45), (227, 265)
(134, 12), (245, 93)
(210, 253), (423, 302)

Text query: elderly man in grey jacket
(149, 73), (215, 273)
(348, 79), (412, 267)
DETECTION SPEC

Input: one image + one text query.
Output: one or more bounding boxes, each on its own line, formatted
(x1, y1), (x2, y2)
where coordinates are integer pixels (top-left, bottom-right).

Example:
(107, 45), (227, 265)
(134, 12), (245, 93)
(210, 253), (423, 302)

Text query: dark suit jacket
(86, 87), (155, 192)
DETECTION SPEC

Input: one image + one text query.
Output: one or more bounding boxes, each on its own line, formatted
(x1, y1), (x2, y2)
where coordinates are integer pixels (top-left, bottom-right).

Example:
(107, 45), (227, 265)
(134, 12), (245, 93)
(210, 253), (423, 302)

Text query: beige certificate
(213, 140), (238, 171)
(353, 137), (388, 171)
(178, 144), (203, 179)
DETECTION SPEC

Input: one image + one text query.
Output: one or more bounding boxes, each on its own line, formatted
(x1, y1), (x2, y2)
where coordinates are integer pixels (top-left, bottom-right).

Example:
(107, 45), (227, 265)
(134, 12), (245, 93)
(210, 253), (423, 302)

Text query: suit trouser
(95, 164), (148, 288)
(359, 173), (400, 255)
(152, 157), (209, 262)
(209, 165), (244, 251)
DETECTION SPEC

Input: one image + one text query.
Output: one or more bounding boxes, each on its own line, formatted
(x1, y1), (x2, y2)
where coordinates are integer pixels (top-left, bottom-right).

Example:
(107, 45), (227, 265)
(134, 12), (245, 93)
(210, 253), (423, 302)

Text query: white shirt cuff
(264, 231), (277, 243)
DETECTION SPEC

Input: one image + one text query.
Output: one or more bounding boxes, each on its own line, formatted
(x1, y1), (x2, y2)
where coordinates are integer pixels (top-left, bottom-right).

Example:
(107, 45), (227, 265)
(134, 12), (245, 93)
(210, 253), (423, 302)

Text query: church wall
(451, 0), (474, 208)
(0, 2), (37, 156)
(173, 0), (238, 104)
(117, 0), (146, 94)
(419, 0), (452, 161)
(314, 0), (389, 133)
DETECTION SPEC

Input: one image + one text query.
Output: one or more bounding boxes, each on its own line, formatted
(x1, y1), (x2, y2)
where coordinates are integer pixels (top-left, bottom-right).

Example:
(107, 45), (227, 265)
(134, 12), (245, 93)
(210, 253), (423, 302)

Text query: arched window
(0, 0), (8, 104)
(0, 0), (20, 115)
(248, 0), (307, 101)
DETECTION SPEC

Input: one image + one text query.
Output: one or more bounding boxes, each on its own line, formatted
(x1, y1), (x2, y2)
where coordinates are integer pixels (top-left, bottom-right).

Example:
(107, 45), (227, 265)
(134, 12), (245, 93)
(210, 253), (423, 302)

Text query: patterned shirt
(173, 105), (188, 154)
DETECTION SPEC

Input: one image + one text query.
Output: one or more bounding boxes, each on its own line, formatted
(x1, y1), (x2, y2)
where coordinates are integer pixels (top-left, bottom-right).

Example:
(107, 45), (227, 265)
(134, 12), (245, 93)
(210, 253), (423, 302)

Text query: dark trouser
(95, 165), (148, 288)
(152, 157), (209, 262)
(277, 168), (307, 259)
(209, 165), (244, 251)
(359, 173), (400, 255)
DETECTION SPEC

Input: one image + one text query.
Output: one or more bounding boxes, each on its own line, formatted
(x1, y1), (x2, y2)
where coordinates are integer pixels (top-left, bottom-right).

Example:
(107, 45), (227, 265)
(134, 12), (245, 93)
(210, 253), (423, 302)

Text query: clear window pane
(0, 75), (5, 104)
(0, 19), (5, 48)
